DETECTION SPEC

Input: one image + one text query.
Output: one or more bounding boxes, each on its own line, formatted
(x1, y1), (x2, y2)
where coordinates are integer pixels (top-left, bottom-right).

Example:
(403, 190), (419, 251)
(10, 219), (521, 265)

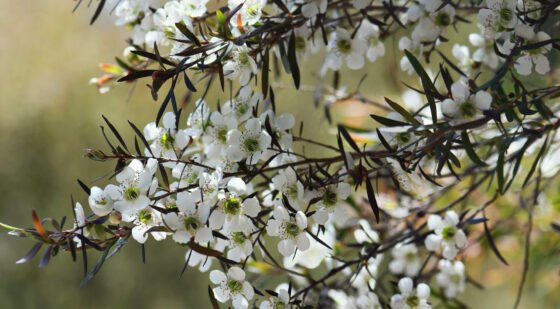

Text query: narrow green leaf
(288, 31), (300, 89)
(384, 97), (421, 126)
(404, 50), (438, 124)
(461, 131), (486, 166)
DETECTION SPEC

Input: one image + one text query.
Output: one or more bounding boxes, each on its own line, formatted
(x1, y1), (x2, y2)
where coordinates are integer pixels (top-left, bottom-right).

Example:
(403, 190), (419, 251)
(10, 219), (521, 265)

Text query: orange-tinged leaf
(32, 210), (52, 243)
(99, 63), (123, 74)
(236, 14), (245, 33)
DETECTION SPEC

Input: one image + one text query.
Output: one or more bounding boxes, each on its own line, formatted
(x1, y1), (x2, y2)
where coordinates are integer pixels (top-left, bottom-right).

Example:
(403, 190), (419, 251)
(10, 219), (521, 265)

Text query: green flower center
(275, 301), (286, 309)
(138, 209), (152, 224)
(435, 12), (451, 26)
(160, 133), (175, 150)
(451, 273), (462, 284)
(406, 295), (420, 307)
(459, 101), (477, 118)
(228, 280), (243, 293)
(337, 39), (352, 54)
(285, 222), (300, 237)
(442, 226), (456, 240)
(500, 7), (513, 23)
(405, 251), (416, 263)
(166, 202), (178, 210)
(322, 190), (338, 207)
(237, 103), (248, 116)
(218, 128), (228, 143)
(184, 216), (200, 232)
(224, 197), (242, 215)
(239, 52), (250, 65)
(287, 185), (299, 198)
(233, 232), (247, 244)
(396, 132), (411, 144)
(247, 4), (260, 17)
(124, 186), (140, 201)
(244, 138), (260, 153)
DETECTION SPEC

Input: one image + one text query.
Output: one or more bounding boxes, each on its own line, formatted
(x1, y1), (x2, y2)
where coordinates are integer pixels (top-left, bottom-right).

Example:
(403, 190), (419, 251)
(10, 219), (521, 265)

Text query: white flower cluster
(60, 0), (559, 308)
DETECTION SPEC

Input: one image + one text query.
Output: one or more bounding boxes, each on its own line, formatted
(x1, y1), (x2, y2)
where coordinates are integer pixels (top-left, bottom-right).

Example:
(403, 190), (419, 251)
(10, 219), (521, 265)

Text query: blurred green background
(0, 1), (559, 308)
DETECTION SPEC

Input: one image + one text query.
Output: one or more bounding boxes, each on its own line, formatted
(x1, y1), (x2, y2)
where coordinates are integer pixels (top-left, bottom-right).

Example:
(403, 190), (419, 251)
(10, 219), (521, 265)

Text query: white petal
(417, 283), (431, 299)
(278, 239), (296, 256)
(228, 266), (246, 281)
(210, 270), (227, 284)
(295, 211), (307, 229)
(535, 54), (550, 75)
(242, 281), (254, 300)
(132, 225), (148, 244)
(296, 234), (310, 251)
(273, 206), (290, 222)
(444, 211), (459, 226)
(442, 244), (458, 260)
(515, 54), (533, 76)
(172, 230), (191, 244)
(454, 229), (467, 248)
(227, 178), (247, 195)
(427, 214), (444, 230)
(398, 277), (414, 295)
(474, 91), (492, 110)
(195, 227), (213, 244)
(209, 210), (226, 230)
(313, 208), (329, 225)
(425, 234), (442, 251)
(243, 197), (260, 217)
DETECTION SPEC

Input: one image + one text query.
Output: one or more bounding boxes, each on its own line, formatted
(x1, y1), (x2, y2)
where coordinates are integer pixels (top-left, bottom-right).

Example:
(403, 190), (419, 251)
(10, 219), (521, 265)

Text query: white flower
(185, 248), (213, 272)
(441, 79), (492, 123)
(172, 154), (205, 187)
(259, 284), (290, 309)
(113, 159), (158, 221)
(283, 223), (334, 269)
(186, 99), (210, 138)
(209, 177), (260, 231)
(312, 182), (351, 225)
(477, 0), (517, 39)
(513, 31), (552, 76)
(131, 207), (167, 243)
(143, 112), (190, 164)
(452, 44), (474, 74)
(272, 168), (304, 209)
(354, 218), (380, 244)
(356, 292), (382, 309)
(436, 260), (466, 298)
(323, 28), (367, 72)
(390, 277), (431, 309)
(386, 158), (423, 193)
(302, 0), (328, 18)
(229, 0), (267, 26)
(223, 85), (263, 122)
(224, 44), (258, 85)
(328, 290), (356, 309)
(210, 266), (254, 309)
(389, 242), (422, 277)
(357, 19), (386, 63)
(202, 110), (239, 160)
(267, 206), (310, 256)
(226, 118), (272, 165)
(181, 0), (209, 18)
(88, 185), (117, 216)
(164, 193), (213, 244)
(469, 33), (499, 69)
(351, 255), (382, 293)
(354, 0), (370, 10)
(398, 36), (423, 75)
(424, 210), (467, 260)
